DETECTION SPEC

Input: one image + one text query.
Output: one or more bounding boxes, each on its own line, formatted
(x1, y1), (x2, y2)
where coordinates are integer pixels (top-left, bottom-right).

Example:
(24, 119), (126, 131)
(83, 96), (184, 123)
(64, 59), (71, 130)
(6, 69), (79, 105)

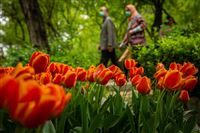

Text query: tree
(19, 0), (50, 51)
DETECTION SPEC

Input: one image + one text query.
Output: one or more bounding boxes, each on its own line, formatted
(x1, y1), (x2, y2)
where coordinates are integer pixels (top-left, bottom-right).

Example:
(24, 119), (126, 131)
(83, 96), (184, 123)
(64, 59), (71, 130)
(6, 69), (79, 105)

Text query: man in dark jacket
(99, 6), (118, 67)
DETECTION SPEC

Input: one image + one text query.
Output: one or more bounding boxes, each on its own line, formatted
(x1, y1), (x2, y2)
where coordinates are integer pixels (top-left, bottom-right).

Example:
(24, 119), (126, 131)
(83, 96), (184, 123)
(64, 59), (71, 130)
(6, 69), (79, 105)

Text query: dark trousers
(100, 49), (118, 67)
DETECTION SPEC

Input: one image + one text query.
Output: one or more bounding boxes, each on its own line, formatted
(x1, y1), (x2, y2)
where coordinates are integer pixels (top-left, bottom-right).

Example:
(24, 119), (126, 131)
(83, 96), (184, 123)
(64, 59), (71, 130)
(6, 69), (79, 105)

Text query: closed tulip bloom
(136, 76), (151, 94)
(0, 75), (20, 110)
(75, 67), (87, 81)
(114, 74), (127, 86)
(129, 67), (137, 78)
(52, 73), (63, 84)
(87, 65), (96, 82)
(35, 72), (52, 84)
(108, 65), (123, 78)
(124, 59), (138, 69)
(135, 66), (144, 75)
(179, 90), (190, 103)
(162, 70), (183, 91)
(63, 70), (77, 88)
(182, 75), (198, 91)
(93, 64), (105, 79)
(29, 52), (50, 73)
(131, 74), (142, 86)
(96, 68), (113, 85)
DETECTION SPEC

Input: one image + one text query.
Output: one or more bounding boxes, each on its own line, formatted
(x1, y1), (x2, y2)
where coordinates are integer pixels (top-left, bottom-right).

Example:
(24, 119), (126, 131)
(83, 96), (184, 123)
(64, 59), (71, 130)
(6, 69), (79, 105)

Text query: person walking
(119, 4), (146, 62)
(99, 6), (118, 67)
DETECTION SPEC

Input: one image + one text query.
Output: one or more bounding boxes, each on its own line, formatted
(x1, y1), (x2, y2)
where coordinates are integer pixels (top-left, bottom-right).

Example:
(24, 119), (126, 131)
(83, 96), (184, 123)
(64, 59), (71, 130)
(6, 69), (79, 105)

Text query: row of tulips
(0, 51), (199, 132)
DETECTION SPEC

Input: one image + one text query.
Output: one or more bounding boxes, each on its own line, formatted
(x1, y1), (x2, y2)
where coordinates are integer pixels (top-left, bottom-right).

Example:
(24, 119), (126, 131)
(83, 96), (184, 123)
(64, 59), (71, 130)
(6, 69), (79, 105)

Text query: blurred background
(0, 0), (200, 75)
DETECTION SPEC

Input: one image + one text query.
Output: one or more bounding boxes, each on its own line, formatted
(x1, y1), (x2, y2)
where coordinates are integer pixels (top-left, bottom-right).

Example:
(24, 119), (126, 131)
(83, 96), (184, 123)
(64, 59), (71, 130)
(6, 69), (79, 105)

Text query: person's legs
(100, 50), (109, 67)
(110, 49), (119, 67)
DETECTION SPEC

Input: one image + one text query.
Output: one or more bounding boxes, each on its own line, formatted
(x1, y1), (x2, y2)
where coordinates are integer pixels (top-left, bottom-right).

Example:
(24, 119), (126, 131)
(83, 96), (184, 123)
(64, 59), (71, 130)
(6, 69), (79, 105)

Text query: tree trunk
(19, 0), (50, 51)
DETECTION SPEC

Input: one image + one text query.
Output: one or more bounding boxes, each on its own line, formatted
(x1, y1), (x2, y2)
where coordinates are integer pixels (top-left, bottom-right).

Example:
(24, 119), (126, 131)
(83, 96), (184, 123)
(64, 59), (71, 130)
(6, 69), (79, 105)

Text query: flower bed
(0, 51), (199, 133)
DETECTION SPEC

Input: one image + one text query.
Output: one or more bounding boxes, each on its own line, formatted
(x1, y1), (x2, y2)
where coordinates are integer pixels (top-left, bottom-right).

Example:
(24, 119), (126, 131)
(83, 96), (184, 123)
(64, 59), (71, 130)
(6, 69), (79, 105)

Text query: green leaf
(42, 121), (56, 133)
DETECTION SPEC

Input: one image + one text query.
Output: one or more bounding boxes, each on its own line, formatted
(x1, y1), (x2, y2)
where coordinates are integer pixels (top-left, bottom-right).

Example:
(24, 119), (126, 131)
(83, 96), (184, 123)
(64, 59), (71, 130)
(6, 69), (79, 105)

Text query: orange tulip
(93, 64), (105, 79)
(29, 52), (50, 73)
(129, 67), (137, 78)
(0, 67), (14, 75)
(136, 76), (151, 94)
(154, 68), (167, 80)
(114, 74), (127, 86)
(35, 72), (52, 84)
(87, 65), (96, 82)
(135, 66), (144, 75)
(157, 77), (164, 90)
(75, 67), (87, 81)
(108, 65), (123, 78)
(124, 59), (137, 69)
(182, 76), (198, 91)
(0, 75), (20, 110)
(63, 70), (77, 88)
(156, 63), (165, 71)
(162, 70), (183, 90)
(52, 73), (63, 84)
(96, 68), (113, 85)
(179, 90), (190, 103)
(131, 74), (142, 86)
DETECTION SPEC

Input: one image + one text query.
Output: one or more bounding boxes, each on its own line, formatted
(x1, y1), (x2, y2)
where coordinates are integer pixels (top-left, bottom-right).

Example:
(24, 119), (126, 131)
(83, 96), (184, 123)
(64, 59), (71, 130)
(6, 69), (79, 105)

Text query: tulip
(96, 68), (113, 85)
(182, 76), (198, 91)
(131, 74), (142, 86)
(114, 74), (127, 86)
(35, 72), (52, 84)
(135, 66), (144, 75)
(136, 76), (151, 94)
(0, 75), (20, 110)
(157, 77), (164, 90)
(180, 62), (198, 77)
(0, 67), (14, 75)
(154, 68), (167, 80)
(52, 73), (63, 84)
(75, 67), (87, 81)
(156, 63), (165, 71)
(108, 65), (122, 78)
(129, 67), (137, 78)
(124, 59), (137, 69)
(87, 65), (96, 82)
(179, 90), (190, 103)
(63, 70), (77, 88)
(93, 64), (105, 79)
(162, 70), (183, 91)
(29, 52), (50, 73)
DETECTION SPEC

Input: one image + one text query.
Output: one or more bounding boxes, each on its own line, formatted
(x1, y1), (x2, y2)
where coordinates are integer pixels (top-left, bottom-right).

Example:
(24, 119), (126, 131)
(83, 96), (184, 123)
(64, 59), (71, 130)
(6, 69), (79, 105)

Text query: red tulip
(179, 90), (190, 103)
(93, 64), (105, 79)
(124, 59), (137, 69)
(180, 62), (198, 77)
(96, 68), (113, 85)
(131, 74), (142, 86)
(63, 70), (77, 88)
(35, 72), (52, 84)
(162, 70), (183, 91)
(182, 75), (198, 91)
(75, 67), (87, 81)
(108, 65), (122, 78)
(156, 63), (165, 71)
(136, 76), (151, 94)
(87, 65), (96, 82)
(129, 67), (137, 78)
(135, 66), (144, 75)
(154, 68), (167, 80)
(52, 73), (63, 84)
(29, 52), (50, 73)
(114, 74), (127, 86)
